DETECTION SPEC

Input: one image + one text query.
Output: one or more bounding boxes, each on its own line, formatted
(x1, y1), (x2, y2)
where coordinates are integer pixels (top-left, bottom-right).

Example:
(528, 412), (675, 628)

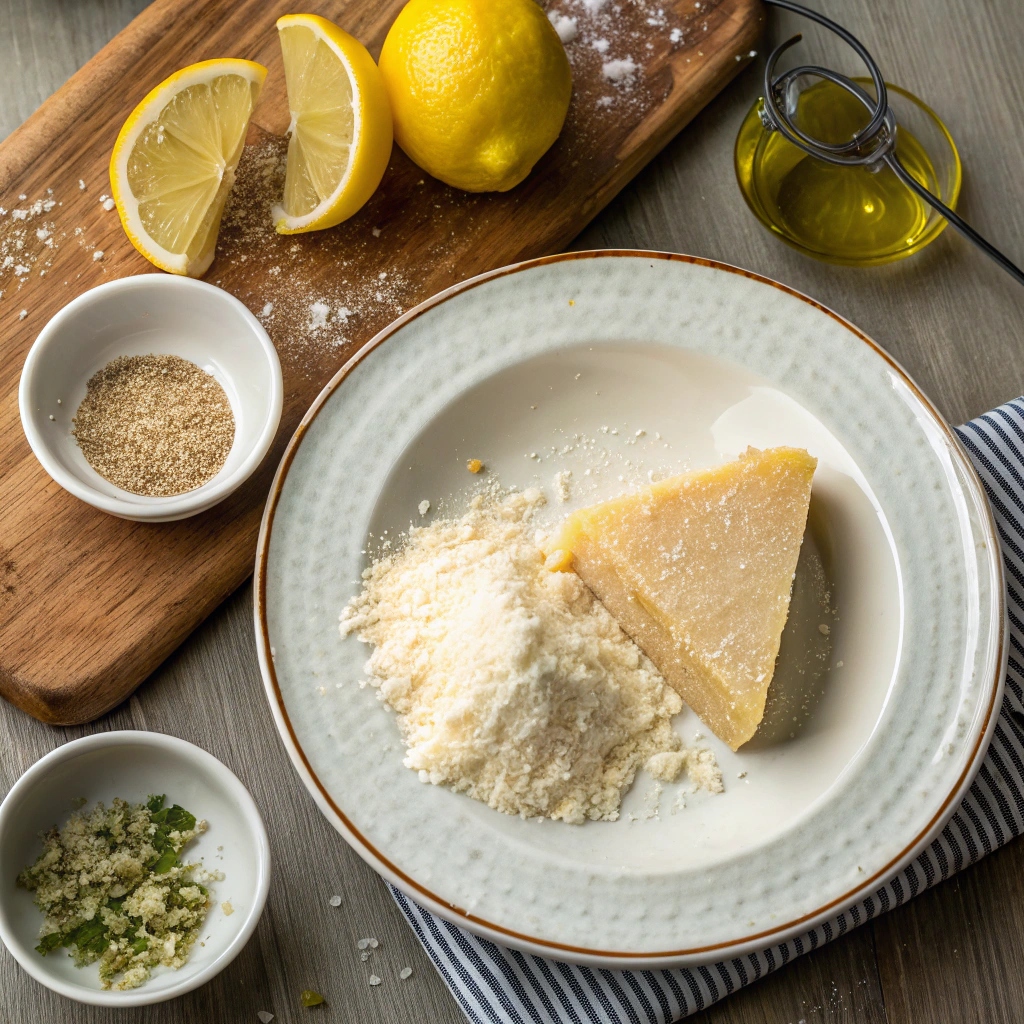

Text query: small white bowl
(0, 732), (271, 1006)
(19, 275), (283, 521)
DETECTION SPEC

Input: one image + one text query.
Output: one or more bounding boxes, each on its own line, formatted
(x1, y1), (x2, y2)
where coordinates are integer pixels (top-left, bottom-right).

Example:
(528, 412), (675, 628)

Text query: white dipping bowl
(19, 275), (283, 521)
(0, 732), (271, 1006)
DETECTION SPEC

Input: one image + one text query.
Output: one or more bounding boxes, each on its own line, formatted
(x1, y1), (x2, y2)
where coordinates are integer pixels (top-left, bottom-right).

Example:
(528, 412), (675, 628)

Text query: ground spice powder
(72, 354), (235, 496)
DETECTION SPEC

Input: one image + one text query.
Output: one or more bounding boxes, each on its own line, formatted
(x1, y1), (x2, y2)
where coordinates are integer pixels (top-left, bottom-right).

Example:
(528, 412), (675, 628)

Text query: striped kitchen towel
(391, 397), (1024, 1024)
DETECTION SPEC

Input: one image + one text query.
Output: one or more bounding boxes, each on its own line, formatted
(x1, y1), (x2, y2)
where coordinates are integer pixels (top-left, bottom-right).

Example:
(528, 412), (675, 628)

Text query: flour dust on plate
(256, 252), (1002, 964)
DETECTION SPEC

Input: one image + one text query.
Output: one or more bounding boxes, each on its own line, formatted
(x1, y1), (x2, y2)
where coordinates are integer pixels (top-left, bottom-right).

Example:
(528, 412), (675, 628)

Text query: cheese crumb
(221, 901), (234, 916)
(645, 750), (687, 782)
(467, 458), (484, 474)
(340, 490), (705, 823)
(418, 499), (431, 516)
(553, 470), (573, 502)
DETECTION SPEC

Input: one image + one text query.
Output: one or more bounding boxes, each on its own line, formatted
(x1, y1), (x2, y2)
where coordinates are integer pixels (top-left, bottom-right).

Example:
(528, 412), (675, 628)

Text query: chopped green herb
(35, 932), (64, 955)
(17, 795), (211, 991)
(149, 848), (179, 875)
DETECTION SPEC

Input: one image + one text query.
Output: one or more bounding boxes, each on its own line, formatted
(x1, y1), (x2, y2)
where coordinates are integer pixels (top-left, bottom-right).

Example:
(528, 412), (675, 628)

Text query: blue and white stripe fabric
(391, 397), (1024, 1024)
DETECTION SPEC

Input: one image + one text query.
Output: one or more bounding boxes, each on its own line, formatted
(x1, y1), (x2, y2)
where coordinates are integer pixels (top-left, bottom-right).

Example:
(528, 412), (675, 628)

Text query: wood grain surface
(3, 0), (1024, 1023)
(0, 0), (761, 726)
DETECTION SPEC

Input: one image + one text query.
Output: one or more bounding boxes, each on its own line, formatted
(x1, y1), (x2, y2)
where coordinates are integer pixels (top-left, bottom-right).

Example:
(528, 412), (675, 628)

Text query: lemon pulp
(280, 24), (355, 217)
(113, 61), (265, 276)
(274, 15), (392, 233)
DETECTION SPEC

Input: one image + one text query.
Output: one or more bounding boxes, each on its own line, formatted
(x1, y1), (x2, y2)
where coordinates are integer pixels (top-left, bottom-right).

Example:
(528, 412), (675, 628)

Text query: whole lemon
(379, 0), (572, 192)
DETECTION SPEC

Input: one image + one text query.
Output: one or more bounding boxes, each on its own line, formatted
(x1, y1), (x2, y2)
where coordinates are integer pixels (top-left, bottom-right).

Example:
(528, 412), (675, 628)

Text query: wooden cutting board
(0, 0), (762, 725)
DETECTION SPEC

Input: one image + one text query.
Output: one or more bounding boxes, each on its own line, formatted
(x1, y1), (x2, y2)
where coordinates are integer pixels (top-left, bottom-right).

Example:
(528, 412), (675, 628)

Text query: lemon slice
(110, 59), (266, 278)
(273, 14), (393, 234)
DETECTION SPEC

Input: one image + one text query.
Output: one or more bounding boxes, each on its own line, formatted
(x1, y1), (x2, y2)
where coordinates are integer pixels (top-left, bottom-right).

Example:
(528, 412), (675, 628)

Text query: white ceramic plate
(255, 252), (1004, 967)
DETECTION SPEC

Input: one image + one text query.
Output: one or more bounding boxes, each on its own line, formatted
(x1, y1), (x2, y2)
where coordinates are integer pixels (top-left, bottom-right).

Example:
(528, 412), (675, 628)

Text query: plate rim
(253, 249), (1006, 965)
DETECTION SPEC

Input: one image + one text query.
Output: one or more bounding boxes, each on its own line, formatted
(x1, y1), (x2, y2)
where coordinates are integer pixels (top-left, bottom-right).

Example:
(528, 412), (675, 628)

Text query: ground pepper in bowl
(72, 354), (235, 496)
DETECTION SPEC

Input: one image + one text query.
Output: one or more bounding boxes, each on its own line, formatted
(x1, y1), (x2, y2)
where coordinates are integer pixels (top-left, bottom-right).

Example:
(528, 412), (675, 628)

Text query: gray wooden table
(4, 1), (1024, 1021)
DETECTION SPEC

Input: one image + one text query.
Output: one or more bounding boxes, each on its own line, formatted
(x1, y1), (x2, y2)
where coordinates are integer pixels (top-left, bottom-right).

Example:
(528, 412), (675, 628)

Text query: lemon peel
(379, 0), (572, 193)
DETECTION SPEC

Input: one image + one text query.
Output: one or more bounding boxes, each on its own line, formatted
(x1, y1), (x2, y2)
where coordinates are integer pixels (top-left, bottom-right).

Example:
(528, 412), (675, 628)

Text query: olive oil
(736, 79), (944, 265)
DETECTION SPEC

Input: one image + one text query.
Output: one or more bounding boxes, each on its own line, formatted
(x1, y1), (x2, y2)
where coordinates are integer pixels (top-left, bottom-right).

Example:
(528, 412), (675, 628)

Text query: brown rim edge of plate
(253, 248), (1007, 962)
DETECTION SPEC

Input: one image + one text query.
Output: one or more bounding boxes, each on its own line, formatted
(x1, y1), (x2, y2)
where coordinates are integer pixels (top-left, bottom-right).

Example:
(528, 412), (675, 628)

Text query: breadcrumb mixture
(17, 796), (211, 990)
(340, 489), (719, 823)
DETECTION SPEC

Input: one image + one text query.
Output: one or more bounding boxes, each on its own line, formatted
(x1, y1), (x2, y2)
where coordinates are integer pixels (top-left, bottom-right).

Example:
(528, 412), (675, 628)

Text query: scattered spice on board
(16, 794), (211, 991)
(72, 354), (235, 496)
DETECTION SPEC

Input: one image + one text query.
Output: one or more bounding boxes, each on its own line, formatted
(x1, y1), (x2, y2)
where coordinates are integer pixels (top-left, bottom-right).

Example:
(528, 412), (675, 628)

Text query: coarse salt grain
(102, 197), (116, 211)
(548, 11), (578, 43)
(400, 967), (413, 979)
(93, 250), (104, 261)
(602, 57), (638, 82)
(18, 309), (27, 320)
(418, 499), (431, 516)
(357, 938), (371, 950)
(369, 975), (382, 986)
(309, 301), (330, 331)
(592, 38), (610, 53)
(78, 179), (86, 190)
(329, 895), (341, 907)
(257, 1013), (275, 1023)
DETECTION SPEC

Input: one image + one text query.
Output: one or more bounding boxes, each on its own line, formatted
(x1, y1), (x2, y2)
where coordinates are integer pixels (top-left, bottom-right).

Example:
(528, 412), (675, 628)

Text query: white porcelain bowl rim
(0, 731), (272, 1006)
(18, 275), (283, 519)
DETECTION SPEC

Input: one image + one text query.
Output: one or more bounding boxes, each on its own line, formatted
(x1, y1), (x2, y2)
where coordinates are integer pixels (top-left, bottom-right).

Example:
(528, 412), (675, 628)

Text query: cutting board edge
(0, 0), (768, 725)
(0, 0), (193, 191)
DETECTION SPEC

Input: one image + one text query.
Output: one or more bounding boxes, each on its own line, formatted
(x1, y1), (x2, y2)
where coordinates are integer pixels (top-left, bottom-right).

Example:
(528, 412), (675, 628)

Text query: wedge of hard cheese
(543, 447), (817, 750)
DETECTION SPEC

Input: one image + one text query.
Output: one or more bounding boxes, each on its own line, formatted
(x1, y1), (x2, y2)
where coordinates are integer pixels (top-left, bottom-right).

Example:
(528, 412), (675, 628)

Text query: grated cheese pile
(340, 489), (719, 823)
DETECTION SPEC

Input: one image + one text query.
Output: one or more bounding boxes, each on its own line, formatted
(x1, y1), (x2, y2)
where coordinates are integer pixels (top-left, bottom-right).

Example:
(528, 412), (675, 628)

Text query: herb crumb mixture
(17, 795), (211, 991)
(72, 354), (234, 496)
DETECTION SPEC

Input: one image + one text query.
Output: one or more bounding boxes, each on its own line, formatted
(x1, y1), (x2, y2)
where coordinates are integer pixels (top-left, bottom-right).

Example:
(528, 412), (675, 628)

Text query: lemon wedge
(110, 59), (266, 278)
(273, 14), (393, 234)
